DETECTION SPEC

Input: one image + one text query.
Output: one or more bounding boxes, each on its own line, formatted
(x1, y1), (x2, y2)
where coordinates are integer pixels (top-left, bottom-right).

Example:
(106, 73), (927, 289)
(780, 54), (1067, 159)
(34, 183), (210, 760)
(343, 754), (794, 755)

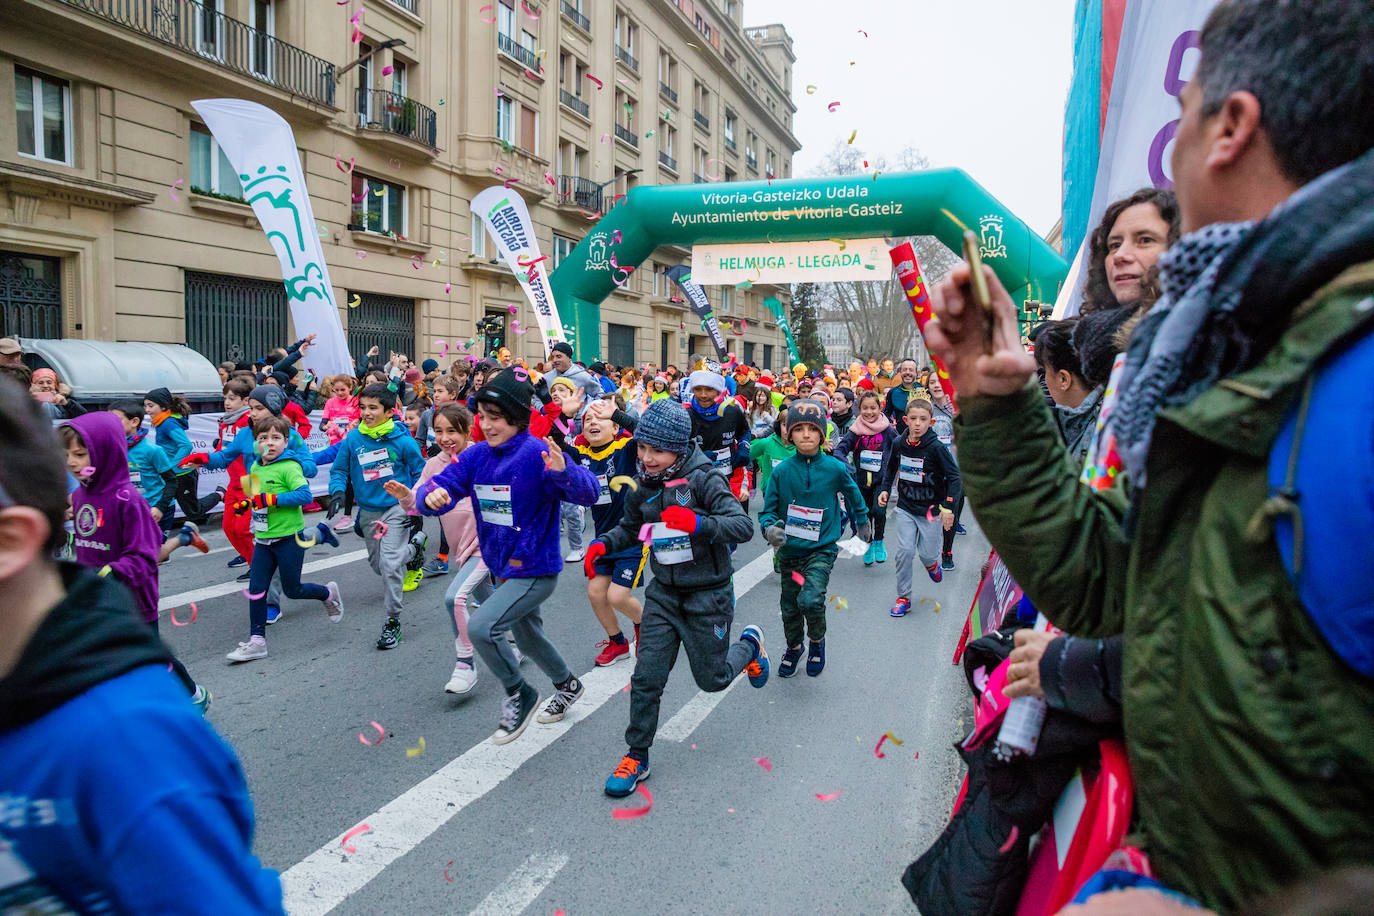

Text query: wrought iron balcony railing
(693, 109), (709, 131)
(498, 32), (540, 71)
(559, 89), (589, 118)
(614, 123), (638, 148)
(355, 88), (437, 147)
(658, 151), (677, 171)
(557, 175), (602, 211)
(615, 45), (638, 71)
(659, 82), (677, 104)
(559, 0), (590, 32)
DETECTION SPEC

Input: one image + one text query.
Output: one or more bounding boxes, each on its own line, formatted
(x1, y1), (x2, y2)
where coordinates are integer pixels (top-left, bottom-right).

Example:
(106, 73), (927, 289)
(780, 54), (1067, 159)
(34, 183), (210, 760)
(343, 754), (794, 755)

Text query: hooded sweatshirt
(67, 413), (163, 622)
(415, 428), (600, 579)
(834, 413), (901, 489)
(203, 426), (318, 480)
(328, 421), (425, 512)
(322, 395), (360, 444)
(759, 447), (869, 558)
(0, 565), (285, 913)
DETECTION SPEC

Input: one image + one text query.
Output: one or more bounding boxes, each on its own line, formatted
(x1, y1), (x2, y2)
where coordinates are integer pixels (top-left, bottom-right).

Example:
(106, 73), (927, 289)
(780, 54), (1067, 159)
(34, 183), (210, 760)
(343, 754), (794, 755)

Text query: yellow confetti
(243, 474), (264, 497)
(884, 730), (904, 745)
(919, 597), (941, 614)
(829, 238), (847, 250)
(847, 129), (857, 144)
(406, 737), (426, 757)
(295, 531), (319, 549)
(348, 294), (362, 309)
(609, 475), (638, 493)
(805, 85), (817, 94)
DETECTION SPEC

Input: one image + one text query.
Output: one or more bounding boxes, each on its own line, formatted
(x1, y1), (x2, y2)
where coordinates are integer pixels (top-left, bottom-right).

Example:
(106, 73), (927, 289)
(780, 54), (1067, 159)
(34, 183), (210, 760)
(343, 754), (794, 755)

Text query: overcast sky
(744, 0), (1077, 236)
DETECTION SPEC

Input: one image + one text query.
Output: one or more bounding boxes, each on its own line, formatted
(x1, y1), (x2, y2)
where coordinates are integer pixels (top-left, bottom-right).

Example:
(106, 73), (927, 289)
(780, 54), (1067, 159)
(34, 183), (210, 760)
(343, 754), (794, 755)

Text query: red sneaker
(594, 638), (631, 666)
(180, 523), (209, 554)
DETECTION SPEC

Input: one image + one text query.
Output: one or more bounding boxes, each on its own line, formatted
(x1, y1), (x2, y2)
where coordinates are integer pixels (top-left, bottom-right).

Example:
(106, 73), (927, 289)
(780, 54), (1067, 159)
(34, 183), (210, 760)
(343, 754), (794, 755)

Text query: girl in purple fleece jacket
(416, 368), (599, 746)
(60, 412), (209, 708)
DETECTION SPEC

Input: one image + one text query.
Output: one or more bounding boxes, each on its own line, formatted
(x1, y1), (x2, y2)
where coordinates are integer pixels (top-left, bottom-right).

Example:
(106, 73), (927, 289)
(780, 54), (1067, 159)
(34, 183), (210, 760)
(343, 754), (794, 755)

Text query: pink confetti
(78, 466), (96, 477)
(914, 752), (921, 759)
(511, 319), (526, 334)
(637, 523), (655, 542)
(586, 74), (603, 90)
(828, 102), (841, 112)
(815, 791), (843, 801)
(170, 602), (198, 627)
(504, 177), (519, 189)
(381, 65), (393, 76)
(411, 254), (423, 269)
(340, 823), (372, 853)
(358, 721), (385, 745)
(691, 744), (697, 749)
(478, 4), (496, 23)
(791, 571), (805, 585)
(356, 250), (367, 259)
(168, 178), (184, 201)
(372, 520), (389, 540)
(544, 172), (557, 186)
(444, 282), (451, 293)
(998, 826), (1019, 854)
(611, 784), (654, 820)
(243, 589), (267, 600)
(520, 0), (540, 18)
(611, 229), (622, 244)
(508, 304), (518, 313)
(754, 757), (772, 772)
(336, 155), (355, 174)
(436, 340), (449, 358)
(349, 6), (364, 23)
(874, 734), (889, 758)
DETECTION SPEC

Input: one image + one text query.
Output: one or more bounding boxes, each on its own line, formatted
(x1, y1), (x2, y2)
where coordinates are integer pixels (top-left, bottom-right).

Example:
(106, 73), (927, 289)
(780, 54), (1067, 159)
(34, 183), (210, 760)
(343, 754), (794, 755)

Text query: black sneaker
(227, 555), (247, 568)
(236, 571), (251, 581)
(806, 639), (826, 677)
(492, 681), (540, 745)
(941, 552), (955, 571)
(536, 676), (585, 723)
(778, 644), (804, 678)
(376, 617), (401, 650)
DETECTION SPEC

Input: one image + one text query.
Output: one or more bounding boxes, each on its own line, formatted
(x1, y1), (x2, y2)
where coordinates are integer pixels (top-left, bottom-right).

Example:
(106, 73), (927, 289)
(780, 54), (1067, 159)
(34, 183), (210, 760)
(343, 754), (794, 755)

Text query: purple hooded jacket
(67, 412), (163, 622)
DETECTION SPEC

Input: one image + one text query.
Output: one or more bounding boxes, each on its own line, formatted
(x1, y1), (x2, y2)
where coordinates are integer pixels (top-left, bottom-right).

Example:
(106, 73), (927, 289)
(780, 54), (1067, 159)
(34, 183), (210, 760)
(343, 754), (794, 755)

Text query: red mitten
(232, 499), (252, 516)
(583, 541), (607, 578)
(250, 493), (277, 510)
(180, 453), (210, 468)
(528, 406), (553, 439)
(660, 505), (699, 534)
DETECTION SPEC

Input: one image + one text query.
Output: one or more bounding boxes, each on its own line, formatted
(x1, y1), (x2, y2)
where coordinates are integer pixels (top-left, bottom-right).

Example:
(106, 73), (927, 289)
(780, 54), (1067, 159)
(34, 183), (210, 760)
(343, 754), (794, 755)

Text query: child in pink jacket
(321, 375), (360, 444)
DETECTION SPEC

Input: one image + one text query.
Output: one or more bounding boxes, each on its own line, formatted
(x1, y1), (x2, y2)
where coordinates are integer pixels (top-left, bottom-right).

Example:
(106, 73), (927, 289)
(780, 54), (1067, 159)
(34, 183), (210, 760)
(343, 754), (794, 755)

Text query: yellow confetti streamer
(847, 129), (857, 144)
(805, 85), (817, 94)
(884, 730), (904, 745)
(919, 597), (941, 614)
(348, 294), (362, 309)
(406, 737), (426, 757)
(609, 475), (638, 493)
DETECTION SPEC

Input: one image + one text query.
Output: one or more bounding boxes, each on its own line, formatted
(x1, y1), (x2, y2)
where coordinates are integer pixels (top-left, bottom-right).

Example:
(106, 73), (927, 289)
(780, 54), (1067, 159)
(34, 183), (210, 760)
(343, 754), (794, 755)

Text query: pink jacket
(397, 451), (480, 566)
(322, 395), (359, 444)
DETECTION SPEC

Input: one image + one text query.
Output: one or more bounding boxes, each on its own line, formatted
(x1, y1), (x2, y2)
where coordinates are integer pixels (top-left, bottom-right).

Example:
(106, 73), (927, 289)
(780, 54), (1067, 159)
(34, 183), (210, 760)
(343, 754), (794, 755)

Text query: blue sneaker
(778, 644), (804, 678)
(956, 523), (968, 535)
(926, 562), (944, 584)
(739, 625), (769, 688)
(315, 522), (340, 549)
(806, 639), (825, 677)
(863, 542), (875, 566)
(191, 685), (212, 716)
(227, 555), (247, 568)
(874, 540), (887, 563)
(605, 754), (650, 797)
(891, 597), (911, 618)
(265, 604), (282, 625)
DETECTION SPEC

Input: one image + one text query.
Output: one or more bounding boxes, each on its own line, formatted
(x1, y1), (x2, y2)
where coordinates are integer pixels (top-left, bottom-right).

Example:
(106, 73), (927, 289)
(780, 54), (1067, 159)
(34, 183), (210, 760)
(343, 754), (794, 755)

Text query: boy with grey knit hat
(583, 398), (769, 798)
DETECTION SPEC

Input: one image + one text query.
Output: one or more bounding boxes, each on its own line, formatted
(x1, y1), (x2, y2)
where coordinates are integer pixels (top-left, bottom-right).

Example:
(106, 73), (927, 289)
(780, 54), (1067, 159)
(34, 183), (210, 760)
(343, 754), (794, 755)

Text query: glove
(542, 401), (563, 419)
(660, 505), (699, 534)
(250, 493), (277, 511)
(325, 492), (345, 518)
(583, 541), (607, 579)
(180, 453), (209, 468)
(856, 519), (874, 543)
(764, 524), (786, 548)
(231, 499), (252, 516)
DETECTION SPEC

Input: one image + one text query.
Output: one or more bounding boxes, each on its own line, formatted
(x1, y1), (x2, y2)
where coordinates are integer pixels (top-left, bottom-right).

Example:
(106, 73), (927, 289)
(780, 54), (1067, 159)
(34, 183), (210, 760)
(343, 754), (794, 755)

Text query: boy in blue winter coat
(326, 383), (425, 650)
(110, 398), (179, 527)
(416, 368), (601, 744)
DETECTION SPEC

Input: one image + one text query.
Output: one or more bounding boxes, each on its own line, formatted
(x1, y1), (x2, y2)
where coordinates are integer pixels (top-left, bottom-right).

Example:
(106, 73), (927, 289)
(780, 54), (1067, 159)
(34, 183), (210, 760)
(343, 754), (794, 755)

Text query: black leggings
(942, 493), (966, 555)
(856, 476), (887, 541)
(165, 470), (218, 529)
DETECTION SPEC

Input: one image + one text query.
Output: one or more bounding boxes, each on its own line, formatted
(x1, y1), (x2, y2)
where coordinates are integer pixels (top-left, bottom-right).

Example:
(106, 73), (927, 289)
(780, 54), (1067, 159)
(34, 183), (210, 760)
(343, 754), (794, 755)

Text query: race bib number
(859, 450), (883, 472)
(771, 457), (785, 469)
(334, 417), (350, 432)
(784, 504), (824, 542)
(711, 448), (732, 471)
(650, 521), (694, 564)
(251, 508), (270, 534)
(128, 468), (142, 486)
(899, 455), (924, 483)
(360, 447), (394, 481)
(596, 473), (611, 505)
(475, 484), (514, 526)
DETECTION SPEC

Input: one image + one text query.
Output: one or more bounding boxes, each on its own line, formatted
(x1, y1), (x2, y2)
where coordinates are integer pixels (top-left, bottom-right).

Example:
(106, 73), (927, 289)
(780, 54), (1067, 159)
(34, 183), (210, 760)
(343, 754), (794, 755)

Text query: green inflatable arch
(549, 168), (1068, 360)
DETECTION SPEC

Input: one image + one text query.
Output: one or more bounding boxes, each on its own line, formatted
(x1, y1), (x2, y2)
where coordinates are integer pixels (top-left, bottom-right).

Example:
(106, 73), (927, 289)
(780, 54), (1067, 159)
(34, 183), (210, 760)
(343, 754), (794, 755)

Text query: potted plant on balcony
(347, 208), (366, 231)
(399, 99), (418, 138)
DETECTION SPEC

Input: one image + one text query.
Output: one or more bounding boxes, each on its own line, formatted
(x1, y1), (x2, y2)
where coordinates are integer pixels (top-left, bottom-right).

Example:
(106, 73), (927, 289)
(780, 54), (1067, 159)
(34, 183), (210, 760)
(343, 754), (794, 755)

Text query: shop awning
(20, 338), (223, 401)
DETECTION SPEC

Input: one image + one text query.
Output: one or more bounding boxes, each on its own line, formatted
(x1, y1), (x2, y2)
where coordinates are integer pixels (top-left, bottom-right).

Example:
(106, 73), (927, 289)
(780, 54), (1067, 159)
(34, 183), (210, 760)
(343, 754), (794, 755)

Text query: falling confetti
(920, 597), (941, 614)
(608, 475), (638, 492)
(827, 102), (841, 112)
(754, 757), (773, 772)
(358, 721), (386, 745)
(847, 130), (857, 144)
(805, 84), (817, 94)
(790, 571), (805, 585)
(611, 784), (654, 820)
(406, 737), (426, 757)
(348, 294), (362, 308)
(168, 178), (184, 201)
(169, 602), (198, 626)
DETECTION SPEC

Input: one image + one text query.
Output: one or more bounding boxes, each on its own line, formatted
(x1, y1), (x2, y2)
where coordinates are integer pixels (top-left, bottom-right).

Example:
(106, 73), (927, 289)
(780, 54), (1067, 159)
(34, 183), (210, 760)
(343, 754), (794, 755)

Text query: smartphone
(962, 230), (995, 353)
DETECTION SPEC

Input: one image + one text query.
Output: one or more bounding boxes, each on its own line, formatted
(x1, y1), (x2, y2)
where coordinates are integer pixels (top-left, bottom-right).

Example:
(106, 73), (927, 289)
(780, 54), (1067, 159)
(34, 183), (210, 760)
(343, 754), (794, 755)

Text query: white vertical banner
(1053, 0), (1217, 318)
(190, 99), (352, 375)
(470, 186), (566, 348)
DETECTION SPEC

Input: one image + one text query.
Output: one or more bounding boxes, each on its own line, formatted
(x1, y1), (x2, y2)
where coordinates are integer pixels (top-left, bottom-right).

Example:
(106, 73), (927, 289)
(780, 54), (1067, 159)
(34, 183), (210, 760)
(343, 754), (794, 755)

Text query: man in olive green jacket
(924, 3), (1374, 911)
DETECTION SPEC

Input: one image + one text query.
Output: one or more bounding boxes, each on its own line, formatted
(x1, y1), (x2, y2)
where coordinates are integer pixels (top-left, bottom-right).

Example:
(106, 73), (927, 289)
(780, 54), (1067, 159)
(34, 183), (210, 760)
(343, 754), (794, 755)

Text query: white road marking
(466, 852), (570, 916)
(157, 549), (368, 611)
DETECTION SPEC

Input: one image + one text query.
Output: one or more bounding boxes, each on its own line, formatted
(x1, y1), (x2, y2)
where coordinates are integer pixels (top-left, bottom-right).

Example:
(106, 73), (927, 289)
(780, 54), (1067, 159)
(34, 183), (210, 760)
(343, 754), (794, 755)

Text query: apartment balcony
(355, 88), (437, 150)
(659, 82), (677, 104)
(52, 0), (335, 108)
(560, 0), (590, 33)
(615, 45), (639, 72)
(387, 0), (418, 13)
(557, 175), (602, 212)
(613, 123), (639, 149)
(559, 89), (589, 119)
(658, 151), (677, 172)
(746, 151), (758, 170)
(724, 136), (737, 155)
(692, 173), (705, 183)
(693, 109), (709, 131)
(498, 32), (541, 71)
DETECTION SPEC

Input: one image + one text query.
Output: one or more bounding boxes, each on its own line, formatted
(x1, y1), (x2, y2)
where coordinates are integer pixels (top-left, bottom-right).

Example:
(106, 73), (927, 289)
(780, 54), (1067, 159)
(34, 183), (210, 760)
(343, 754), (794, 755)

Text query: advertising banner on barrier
(762, 297), (800, 366)
(690, 238), (887, 285)
(190, 99), (352, 377)
(954, 551), (1024, 663)
(471, 186), (567, 348)
(183, 412), (335, 505)
(664, 265), (728, 361)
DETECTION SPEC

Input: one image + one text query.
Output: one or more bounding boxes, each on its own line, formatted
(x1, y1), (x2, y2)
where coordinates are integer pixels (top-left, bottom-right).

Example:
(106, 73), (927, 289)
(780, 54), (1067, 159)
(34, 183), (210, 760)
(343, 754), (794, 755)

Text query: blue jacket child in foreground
(416, 368), (601, 745)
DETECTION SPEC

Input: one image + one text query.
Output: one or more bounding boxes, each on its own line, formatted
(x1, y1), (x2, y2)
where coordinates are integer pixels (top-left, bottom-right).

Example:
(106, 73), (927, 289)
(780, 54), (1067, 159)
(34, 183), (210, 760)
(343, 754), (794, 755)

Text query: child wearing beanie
(584, 398), (769, 798)
(415, 368), (601, 745)
(759, 399), (871, 677)
(684, 368), (753, 508)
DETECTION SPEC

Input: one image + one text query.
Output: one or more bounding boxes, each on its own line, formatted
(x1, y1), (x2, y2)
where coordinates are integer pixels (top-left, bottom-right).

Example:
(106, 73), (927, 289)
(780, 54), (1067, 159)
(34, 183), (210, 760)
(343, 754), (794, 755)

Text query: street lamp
(335, 38), (407, 82)
(595, 168), (642, 192)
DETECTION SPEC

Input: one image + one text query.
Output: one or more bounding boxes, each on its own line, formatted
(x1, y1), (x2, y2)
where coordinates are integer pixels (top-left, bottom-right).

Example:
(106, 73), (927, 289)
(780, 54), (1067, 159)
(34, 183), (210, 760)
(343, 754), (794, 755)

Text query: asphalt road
(156, 501), (985, 915)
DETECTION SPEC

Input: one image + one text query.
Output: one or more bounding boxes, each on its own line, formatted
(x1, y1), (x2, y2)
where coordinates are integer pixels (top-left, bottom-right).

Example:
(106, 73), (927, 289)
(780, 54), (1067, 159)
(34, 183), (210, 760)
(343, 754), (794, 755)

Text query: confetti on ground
(829, 595), (849, 610)
(874, 734), (889, 758)
(815, 791), (843, 801)
(170, 602), (197, 627)
(444, 861), (454, 882)
(914, 752), (921, 760)
(358, 721), (385, 746)
(920, 597), (941, 614)
(612, 784), (654, 820)
(168, 178), (183, 201)
(754, 757), (772, 772)
(406, 737), (426, 757)
(340, 823), (371, 853)
(885, 730), (905, 745)
(791, 571), (805, 586)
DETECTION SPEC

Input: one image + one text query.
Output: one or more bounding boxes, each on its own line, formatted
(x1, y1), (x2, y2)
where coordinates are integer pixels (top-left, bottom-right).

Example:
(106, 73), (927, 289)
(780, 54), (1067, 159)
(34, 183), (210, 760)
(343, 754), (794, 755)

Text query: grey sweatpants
(892, 505), (943, 600)
(626, 578), (754, 753)
(357, 504), (410, 618)
(467, 574), (572, 690)
(560, 501), (585, 552)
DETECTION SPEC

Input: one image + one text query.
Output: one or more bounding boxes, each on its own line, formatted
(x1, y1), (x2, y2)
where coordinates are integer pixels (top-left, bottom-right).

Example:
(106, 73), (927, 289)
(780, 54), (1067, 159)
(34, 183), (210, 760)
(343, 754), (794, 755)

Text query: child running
(833, 390), (900, 567)
(415, 368), (599, 743)
(878, 399), (961, 617)
(109, 399), (180, 530)
(322, 375), (360, 532)
(143, 387), (220, 531)
(326, 382), (426, 649)
(759, 399), (871, 678)
(583, 399), (767, 797)
(685, 367), (752, 509)
(225, 415), (343, 662)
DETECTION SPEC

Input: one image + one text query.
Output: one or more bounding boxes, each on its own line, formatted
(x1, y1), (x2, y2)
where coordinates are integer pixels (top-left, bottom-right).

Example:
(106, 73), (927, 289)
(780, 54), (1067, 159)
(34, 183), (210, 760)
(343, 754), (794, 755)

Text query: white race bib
(128, 468), (142, 486)
(899, 455), (924, 483)
(859, 449), (883, 472)
(475, 484), (514, 526)
(334, 417), (350, 431)
(252, 508), (270, 534)
(771, 457), (785, 469)
(360, 447), (394, 481)
(784, 503), (824, 542)
(650, 521), (694, 564)
(596, 473), (611, 505)
(711, 448), (732, 471)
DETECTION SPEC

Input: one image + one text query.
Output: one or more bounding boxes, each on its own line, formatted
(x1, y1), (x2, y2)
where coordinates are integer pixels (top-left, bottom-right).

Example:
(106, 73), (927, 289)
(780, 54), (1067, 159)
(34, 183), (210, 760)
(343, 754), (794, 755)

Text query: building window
(496, 95), (514, 142)
(15, 68), (72, 165)
(391, 59), (407, 96)
(743, 341), (755, 365)
(520, 104), (538, 151)
(608, 323), (635, 366)
(763, 344), (773, 370)
(720, 287), (733, 313)
(470, 212), (488, 257)
(351, 173), (405, 235)
(190, 124), (243, 199)
(498, 0), (516, 40)
(553, 233), (576, 267)
(724, 110), (736, 144)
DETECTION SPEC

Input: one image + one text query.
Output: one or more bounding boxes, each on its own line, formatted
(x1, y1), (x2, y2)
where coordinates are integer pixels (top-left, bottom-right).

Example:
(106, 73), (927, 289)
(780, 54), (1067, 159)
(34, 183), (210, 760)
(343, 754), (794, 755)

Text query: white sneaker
(226, 639), (267, 663)
(445, 658), (478, 694)
(565, 547), (585, 562)
(323, 580), (344, 622)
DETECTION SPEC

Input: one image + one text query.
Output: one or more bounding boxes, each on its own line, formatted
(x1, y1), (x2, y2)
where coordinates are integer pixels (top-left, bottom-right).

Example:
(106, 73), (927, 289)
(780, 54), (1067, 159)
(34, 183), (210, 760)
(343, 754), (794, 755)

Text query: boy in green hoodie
(759, 399), (871, 677)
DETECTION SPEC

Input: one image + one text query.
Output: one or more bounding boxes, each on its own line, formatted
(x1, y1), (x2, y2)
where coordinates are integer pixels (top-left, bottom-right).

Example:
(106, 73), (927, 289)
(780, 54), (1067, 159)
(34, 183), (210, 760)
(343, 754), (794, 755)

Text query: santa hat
(757, 373), (775, 391)
(855, 377), (875, 391)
